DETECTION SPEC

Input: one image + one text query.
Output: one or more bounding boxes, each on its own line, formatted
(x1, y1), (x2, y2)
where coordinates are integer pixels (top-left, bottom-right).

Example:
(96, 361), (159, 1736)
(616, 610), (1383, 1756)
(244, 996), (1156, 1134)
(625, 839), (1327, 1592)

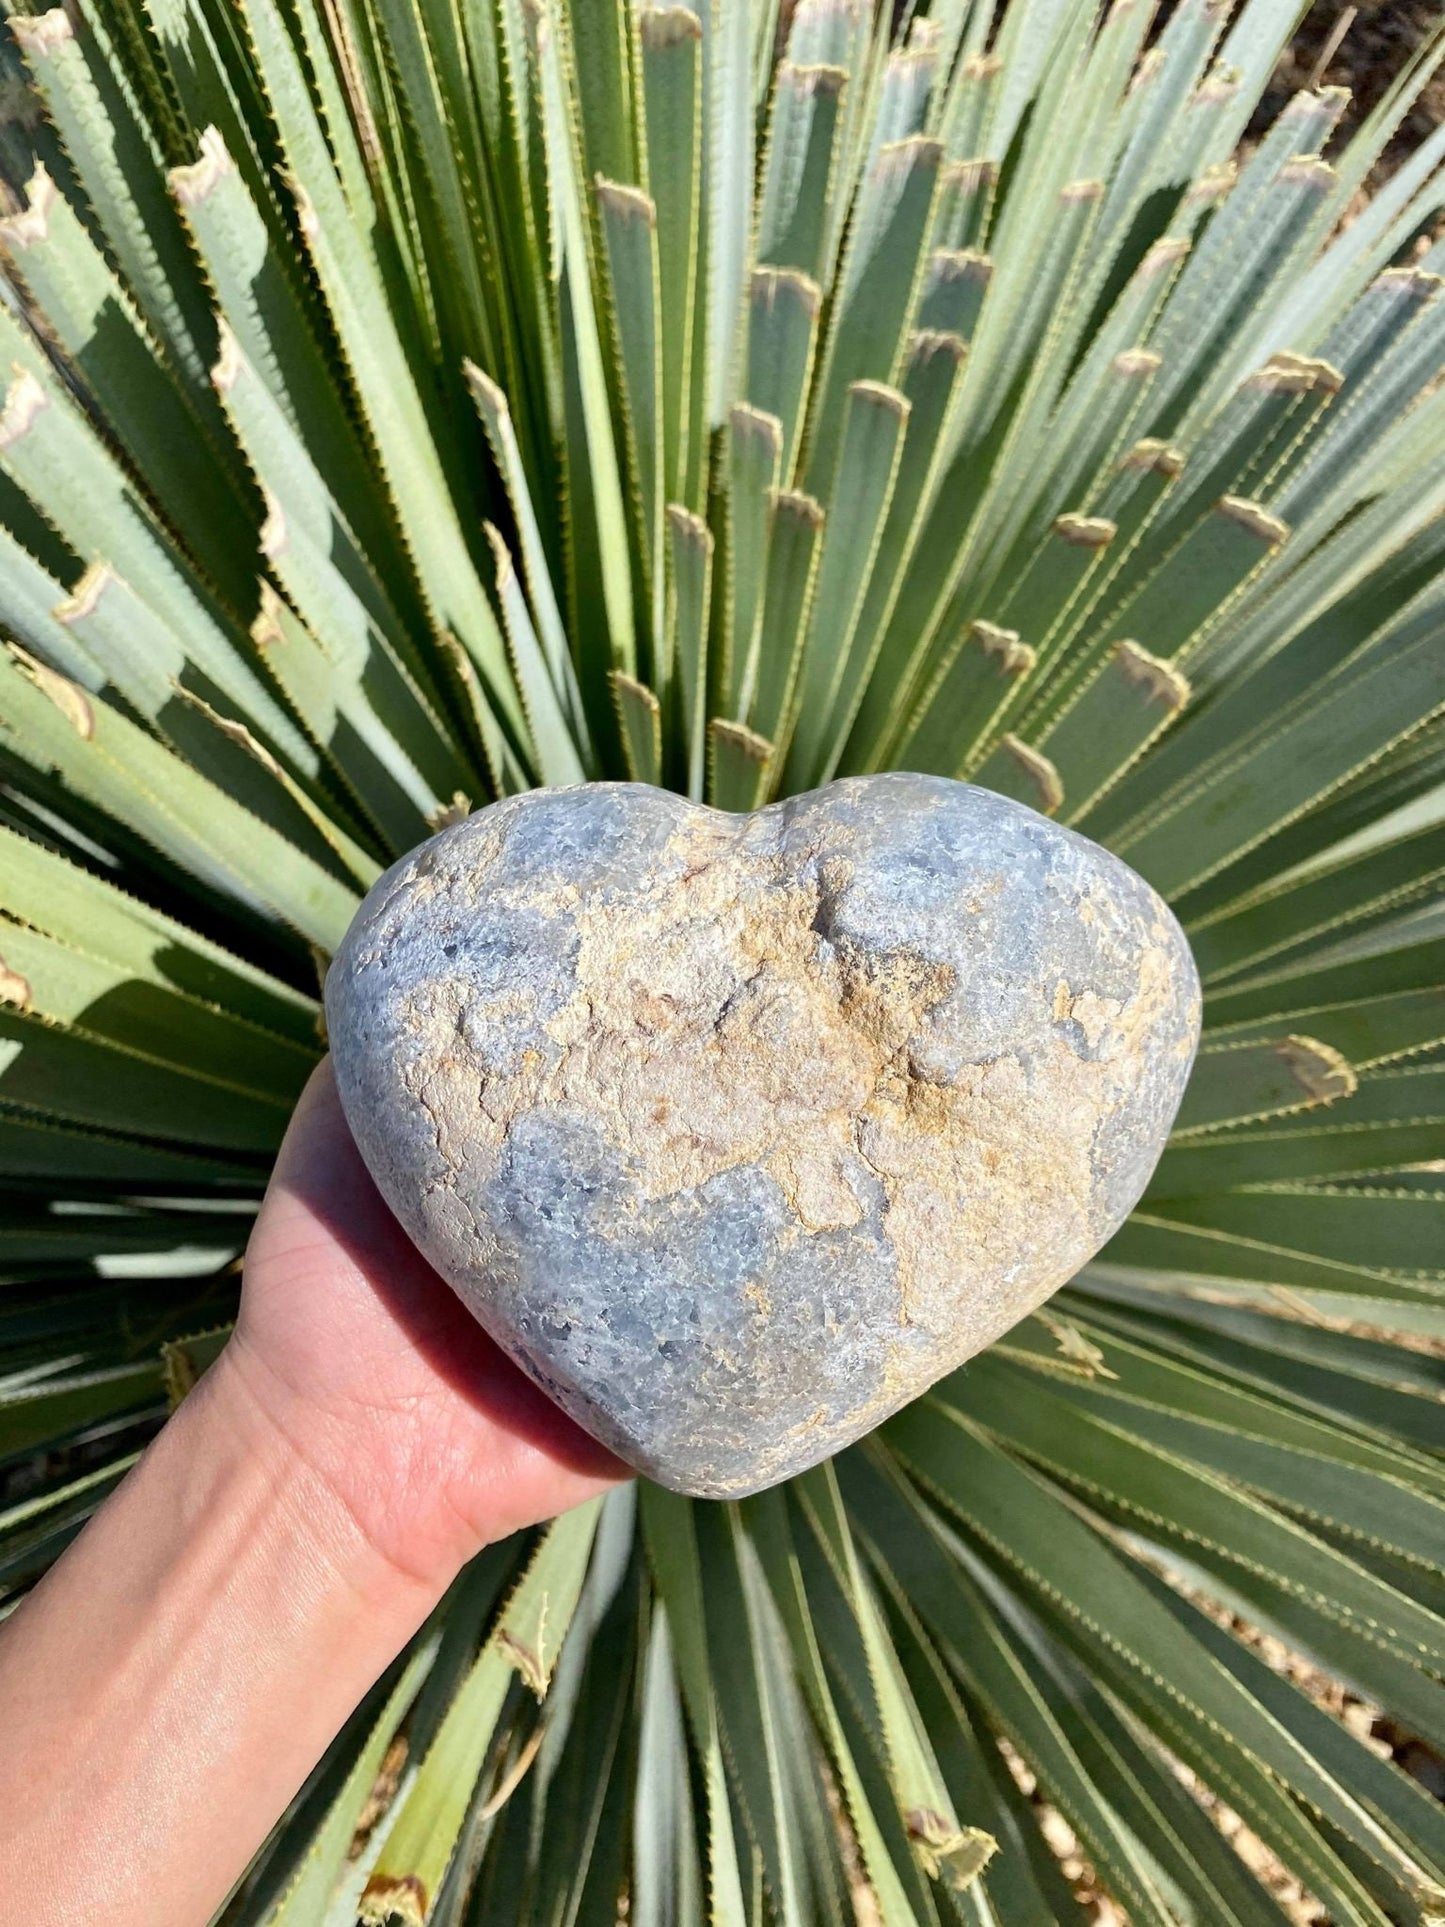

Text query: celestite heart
(326, 775), (1200, 1497)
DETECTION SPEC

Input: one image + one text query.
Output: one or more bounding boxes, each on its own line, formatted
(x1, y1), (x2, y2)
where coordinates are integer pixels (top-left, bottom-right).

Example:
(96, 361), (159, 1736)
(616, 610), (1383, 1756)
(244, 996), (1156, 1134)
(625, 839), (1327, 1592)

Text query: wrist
(0, 1338), (445, 1927)
(202, 1334), (471, 1610)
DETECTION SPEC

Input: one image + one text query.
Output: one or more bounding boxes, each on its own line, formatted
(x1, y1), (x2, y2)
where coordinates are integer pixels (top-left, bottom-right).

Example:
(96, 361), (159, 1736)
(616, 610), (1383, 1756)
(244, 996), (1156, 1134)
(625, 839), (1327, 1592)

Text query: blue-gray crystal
(326, 775), (1200, 1497)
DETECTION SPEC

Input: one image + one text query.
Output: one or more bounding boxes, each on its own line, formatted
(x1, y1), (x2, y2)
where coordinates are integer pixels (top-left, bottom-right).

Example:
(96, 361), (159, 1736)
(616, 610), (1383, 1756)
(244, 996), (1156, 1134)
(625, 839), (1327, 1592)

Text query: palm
(231, 1065), (622, 1586)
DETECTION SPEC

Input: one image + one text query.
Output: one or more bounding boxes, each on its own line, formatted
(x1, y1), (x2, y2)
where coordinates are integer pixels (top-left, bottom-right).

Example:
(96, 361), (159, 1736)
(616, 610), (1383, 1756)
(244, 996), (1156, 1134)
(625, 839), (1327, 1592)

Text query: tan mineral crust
(326, 775), (1200, 1496)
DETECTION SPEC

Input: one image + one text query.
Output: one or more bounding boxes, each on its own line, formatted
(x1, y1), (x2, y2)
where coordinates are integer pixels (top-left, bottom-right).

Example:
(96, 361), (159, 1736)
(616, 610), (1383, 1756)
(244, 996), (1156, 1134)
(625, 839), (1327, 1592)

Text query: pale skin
(0, 1062), (625, 1926)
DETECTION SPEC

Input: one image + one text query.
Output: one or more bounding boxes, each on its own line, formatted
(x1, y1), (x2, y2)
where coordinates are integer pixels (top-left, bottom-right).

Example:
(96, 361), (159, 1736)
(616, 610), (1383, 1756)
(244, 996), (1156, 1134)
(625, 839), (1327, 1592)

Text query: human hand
(225, 1057), (625, 1591)
(0, 1059), (625, 1927)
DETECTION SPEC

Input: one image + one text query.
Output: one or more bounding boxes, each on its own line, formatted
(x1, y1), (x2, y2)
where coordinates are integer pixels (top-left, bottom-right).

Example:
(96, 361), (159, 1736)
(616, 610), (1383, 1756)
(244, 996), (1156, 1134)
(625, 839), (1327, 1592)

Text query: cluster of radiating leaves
(0, 0), (1444, 1918)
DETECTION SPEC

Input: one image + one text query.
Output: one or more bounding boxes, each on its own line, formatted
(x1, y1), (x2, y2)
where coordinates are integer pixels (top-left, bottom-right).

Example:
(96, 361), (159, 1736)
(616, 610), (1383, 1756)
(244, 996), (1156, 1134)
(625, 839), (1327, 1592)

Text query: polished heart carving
(326, 774), (1199, 1497)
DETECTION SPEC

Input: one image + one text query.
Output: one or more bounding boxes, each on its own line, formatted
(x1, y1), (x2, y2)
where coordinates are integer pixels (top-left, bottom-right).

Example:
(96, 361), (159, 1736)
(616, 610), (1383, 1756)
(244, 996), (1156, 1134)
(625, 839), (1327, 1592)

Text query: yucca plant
(1, 0), (1444, 1916)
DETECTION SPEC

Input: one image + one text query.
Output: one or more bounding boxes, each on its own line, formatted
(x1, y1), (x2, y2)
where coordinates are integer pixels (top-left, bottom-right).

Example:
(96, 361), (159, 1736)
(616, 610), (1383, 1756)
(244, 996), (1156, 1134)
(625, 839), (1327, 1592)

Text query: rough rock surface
(326, 775), (1200, 1497)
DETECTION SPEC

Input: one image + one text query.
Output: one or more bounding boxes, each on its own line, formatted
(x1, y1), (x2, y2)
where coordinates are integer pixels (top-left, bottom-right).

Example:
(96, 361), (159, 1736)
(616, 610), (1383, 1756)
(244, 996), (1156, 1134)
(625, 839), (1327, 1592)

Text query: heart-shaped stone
(326, 775), (1199, 1497)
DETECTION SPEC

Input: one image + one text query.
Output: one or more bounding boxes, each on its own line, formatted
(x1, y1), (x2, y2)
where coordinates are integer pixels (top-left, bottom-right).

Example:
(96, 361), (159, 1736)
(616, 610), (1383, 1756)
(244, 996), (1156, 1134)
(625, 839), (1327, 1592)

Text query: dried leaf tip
(929, 247), (993, 287)
(610, 669), (661, 712)
(463, 358), (511, 418)
(872, 134), (944, 179)
(750, 265), (823, 315)
(1054, 513), (1116, 549)
(483, 520), (516, 589)
(1122, 437), (1185, 479)
(7, 642), (94, 738)
(1278, 1035), (1357, 1105)
(0, 163), (57, 251)
(0, 366), (46, 449)
(943, 157), (997, 194)
(1141, 236), (1190, 274)
(848, 378), (911, 420)
(1185, 162), (1235, 205)
(1219, 495), (1288, 544)
(169, 126), (234, 205)
(1130, 46), (1165, 91)
(259, 487), (287, 560)
(666, 502), (713, 549)
(887, 39), (938, 80)
(358, 1875), (428, 1927)
(730, 401), (784, 447)
(1282, 84), (1348, 120)
(1000, 735), (1062, 813)
(1040, 1315), (1116, 1377)
(171, 682), (285, 778)
(56, 560), (120, 624)
(498, 1625), (551, 1696)
(1114, 640), (1189, 710)
(905, 1811), (998, 1890)
(778, 60), (849, 97)
(1374, 264), (1444, 299)
(288, 173), (320, 241)
(6, 8), (71, 56)
(1256, 351), (1342, 394)
(637, 5), (702, 48)
(1192, 68), (1241, 107)
(909, 329), (968, 367)
(1302, 356), (1348, 393)
(972, 622), (1034, 677)
(426, 791), (471, 831)
(1280, 155), (1336, 190)
(210, 319), (243, 394)
(251, 581), (286, 648)
(594, 177), (655, 226)
(772, 488), (825, 529)
(611, 671), (664, 784)
(710, 718), (771, 760)
(0, 957), (32, 1011)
